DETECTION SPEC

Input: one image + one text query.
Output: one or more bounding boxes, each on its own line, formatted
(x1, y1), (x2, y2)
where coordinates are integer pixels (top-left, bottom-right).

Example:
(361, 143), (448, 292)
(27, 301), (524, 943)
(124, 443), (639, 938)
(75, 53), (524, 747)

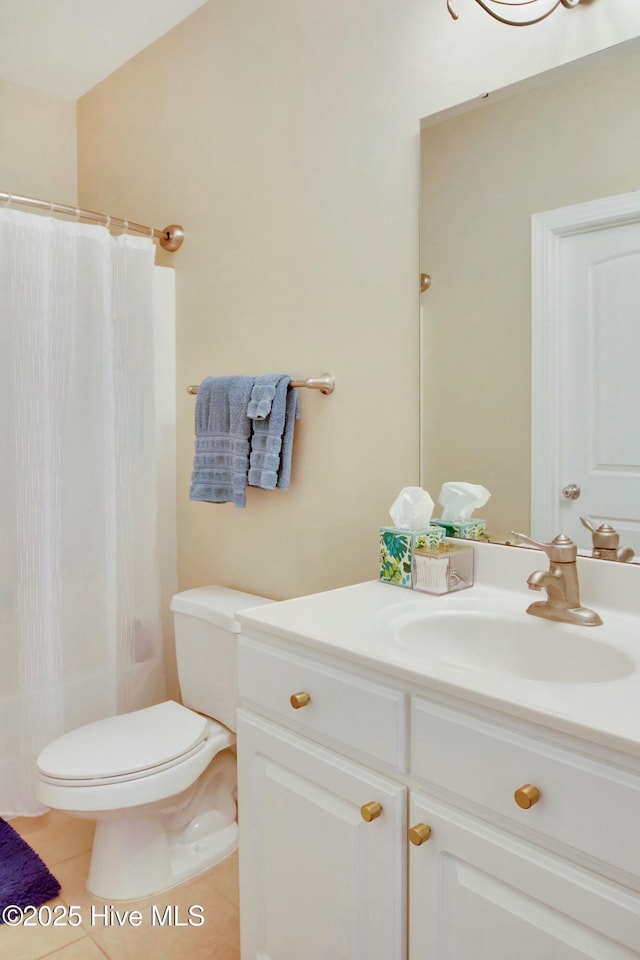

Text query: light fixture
(447, 0), (580, 27)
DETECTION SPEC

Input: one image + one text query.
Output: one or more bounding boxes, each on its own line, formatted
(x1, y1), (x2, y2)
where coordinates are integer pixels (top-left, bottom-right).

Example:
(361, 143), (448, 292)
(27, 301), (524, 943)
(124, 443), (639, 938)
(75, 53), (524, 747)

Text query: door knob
(561, 484), (581, 500)
(360, 801), (383, 822)
(514, 784), (540, 809)
(408, 823), (432, 845)
(289, 692), (311, 709)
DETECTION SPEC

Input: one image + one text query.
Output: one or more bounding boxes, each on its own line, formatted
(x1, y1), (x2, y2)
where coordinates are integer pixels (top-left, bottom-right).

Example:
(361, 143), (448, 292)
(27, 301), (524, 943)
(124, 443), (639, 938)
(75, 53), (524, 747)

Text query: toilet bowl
(35, 586), (271, 900)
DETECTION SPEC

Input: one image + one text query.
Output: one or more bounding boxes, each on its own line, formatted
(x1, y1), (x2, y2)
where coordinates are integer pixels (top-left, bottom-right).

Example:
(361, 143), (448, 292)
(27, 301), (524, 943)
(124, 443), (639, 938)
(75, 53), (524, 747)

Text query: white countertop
(238, 542), (640, 758)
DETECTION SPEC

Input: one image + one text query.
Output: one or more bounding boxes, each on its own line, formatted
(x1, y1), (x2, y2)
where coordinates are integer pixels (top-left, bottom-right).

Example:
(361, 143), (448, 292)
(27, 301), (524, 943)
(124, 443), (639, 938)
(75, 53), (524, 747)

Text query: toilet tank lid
(170, 586), (272, 632)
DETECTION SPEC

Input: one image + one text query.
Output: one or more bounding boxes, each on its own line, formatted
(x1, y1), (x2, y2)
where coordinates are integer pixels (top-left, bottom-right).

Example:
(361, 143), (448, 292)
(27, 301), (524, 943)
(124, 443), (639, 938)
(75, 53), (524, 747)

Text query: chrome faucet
(580, 517), (635, 563)
(511, 532), (602, 626)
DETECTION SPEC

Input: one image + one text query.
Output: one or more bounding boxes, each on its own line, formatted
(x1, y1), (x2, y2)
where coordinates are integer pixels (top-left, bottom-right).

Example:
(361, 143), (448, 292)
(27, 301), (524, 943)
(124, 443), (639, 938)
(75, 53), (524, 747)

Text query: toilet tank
(170, 586), (272, 732)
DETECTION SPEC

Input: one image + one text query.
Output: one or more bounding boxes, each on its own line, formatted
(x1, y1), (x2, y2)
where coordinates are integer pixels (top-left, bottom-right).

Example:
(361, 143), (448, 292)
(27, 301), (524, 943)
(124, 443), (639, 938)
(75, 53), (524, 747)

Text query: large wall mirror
(419, 39), (640, 554)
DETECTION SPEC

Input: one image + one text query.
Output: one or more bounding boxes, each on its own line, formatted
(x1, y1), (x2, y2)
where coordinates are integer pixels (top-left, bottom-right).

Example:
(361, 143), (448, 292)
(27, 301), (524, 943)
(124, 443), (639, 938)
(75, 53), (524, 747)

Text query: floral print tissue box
(379, 526), (445, 589)
(431, 518), (487, 540)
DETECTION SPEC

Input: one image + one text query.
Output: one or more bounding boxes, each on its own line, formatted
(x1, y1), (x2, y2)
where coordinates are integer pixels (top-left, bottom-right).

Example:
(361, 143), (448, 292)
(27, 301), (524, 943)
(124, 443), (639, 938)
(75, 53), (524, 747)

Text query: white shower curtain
(0, 208), (166, 816)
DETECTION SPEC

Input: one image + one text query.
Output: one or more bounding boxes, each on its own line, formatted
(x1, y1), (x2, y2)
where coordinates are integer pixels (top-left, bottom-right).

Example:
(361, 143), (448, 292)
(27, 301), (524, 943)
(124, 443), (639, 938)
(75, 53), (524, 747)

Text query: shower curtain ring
(74, 207), (80, 222)
(105, 214), (111, 232)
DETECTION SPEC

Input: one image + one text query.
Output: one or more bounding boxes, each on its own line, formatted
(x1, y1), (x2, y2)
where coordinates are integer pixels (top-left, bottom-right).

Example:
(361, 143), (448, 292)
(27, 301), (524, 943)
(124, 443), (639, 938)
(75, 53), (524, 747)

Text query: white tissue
(438, 482), (491, 521)
(389, 486), (435, 531)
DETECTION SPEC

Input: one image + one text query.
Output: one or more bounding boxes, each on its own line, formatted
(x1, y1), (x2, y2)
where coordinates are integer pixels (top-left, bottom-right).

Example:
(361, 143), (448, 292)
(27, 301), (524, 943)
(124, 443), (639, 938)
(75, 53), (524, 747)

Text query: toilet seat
(37, 701), (214, 785)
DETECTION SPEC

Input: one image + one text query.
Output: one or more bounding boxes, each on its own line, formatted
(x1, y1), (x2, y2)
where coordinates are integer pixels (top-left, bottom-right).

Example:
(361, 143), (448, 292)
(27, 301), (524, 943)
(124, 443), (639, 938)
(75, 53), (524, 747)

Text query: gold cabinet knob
(408, 823), (432, 846)
(514, 784), (541, 809)
(290, 691), (311, 709)
(360, 801), (383, 822)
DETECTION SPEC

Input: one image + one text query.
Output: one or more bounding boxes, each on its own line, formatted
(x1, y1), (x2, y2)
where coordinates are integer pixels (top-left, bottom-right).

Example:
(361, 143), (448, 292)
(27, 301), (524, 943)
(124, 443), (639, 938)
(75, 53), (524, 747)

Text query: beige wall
(76, 0), (640, 601)
(0, 80), (76, 202)
(77, 0), (424, 600)
(420, 45), (640, 537)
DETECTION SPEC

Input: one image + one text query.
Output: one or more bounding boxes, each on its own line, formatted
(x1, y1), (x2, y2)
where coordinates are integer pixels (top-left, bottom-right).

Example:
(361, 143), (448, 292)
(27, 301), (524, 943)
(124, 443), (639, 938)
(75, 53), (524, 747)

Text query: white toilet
(35, 586), (271, 901)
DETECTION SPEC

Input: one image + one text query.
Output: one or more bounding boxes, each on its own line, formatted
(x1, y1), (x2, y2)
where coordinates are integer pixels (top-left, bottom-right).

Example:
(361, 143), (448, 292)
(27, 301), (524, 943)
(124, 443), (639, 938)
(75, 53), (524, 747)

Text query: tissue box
(431, 518), (487, 540)
(379, 526), (445, 589)
(413, 542), (474, 595)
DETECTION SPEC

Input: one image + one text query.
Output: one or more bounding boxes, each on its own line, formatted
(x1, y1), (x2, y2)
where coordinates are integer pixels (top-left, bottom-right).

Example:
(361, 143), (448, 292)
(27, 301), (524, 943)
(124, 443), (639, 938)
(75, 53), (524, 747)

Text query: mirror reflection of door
(531, 194), (640, 555)
(420, 40), (640, 545)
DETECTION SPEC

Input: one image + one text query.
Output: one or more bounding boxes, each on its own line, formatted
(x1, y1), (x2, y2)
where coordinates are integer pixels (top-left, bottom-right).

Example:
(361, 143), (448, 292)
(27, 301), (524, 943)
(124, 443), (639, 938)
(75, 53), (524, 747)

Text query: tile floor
(3, 812), (241, 960)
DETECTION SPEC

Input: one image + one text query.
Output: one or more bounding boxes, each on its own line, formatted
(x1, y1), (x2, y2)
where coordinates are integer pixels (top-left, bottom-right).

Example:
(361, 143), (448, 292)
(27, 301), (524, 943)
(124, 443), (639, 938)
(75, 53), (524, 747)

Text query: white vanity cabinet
(236, 710), (407, 960)
(409, 794), (640, 959)
(237, 631), (640, 960)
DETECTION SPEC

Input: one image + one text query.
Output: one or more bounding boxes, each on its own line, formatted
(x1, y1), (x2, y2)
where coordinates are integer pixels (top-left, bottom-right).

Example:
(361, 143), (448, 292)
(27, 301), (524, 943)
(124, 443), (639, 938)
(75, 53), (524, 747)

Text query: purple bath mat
(0, 818), (61, 921)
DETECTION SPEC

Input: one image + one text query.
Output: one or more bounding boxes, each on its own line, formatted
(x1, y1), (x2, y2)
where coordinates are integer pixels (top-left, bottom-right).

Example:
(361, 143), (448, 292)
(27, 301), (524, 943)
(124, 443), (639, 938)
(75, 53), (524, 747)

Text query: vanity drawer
(238, 636), (407, 770)
(411, 697), (640, 879)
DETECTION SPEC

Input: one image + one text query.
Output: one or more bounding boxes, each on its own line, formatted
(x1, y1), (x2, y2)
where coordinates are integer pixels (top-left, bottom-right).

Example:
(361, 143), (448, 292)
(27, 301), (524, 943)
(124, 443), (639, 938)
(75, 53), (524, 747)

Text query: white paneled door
(531, 193), (640, 555)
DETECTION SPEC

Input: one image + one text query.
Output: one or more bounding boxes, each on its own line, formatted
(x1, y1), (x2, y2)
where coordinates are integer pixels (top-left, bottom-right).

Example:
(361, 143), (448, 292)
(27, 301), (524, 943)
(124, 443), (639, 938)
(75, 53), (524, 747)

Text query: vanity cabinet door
(236, 709), (407, 960)
(409, 793), (640, 960)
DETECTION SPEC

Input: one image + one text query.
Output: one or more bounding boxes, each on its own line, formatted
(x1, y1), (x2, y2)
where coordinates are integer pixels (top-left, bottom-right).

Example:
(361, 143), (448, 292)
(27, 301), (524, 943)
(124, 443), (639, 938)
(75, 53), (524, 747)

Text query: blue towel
(247, 374), (287, 420)
(277, 385), (299, 489)
(248, 377), (299, 490)
(189, 375), (256, 508)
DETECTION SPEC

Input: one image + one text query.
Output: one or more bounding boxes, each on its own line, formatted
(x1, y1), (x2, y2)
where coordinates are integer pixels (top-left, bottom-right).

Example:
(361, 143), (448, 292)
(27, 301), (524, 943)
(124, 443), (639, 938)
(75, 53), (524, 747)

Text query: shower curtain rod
(0, 191), (184, 252)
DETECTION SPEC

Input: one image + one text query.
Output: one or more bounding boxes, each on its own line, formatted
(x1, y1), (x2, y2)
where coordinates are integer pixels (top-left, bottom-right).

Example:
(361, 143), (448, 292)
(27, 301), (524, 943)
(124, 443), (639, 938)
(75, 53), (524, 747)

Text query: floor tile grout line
(88, 934), (112, 960)
(28, 931), (90, 960)
(207, 887), (240, 911)
(47, 850), (94, 869)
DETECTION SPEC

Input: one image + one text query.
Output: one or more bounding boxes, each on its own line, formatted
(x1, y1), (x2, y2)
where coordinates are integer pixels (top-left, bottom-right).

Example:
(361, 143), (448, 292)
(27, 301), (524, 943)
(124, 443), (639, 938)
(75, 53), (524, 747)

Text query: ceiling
(0, 0), (209, 99)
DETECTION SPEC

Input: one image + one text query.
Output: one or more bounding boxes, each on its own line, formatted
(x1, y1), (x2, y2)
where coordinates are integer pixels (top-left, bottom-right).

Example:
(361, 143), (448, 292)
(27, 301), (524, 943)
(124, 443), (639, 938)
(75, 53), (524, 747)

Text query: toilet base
(86, 748), (239, 900)
(88, 814), (238, 901)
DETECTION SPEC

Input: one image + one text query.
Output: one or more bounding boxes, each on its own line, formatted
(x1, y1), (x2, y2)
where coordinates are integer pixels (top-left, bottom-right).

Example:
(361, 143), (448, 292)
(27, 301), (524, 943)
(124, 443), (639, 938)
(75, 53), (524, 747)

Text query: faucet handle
(581, 516), (619, 552)
(580, 516), (619, 545)
(511, 532), (549, 551)
(511, 532), (577, 563)
(580, 516), (597, 535)
(580, 517), (635, 562)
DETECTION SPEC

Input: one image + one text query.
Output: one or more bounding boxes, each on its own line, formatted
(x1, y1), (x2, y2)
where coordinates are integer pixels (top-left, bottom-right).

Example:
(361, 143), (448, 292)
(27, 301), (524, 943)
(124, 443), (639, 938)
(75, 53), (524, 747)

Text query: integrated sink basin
(237, 544), (640, 751)
(390, 602), (635, 684)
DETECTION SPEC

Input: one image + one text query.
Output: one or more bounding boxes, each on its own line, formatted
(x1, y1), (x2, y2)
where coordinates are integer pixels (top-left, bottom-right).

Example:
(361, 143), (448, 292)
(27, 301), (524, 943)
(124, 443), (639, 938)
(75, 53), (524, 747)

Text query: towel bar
(187, 373), (335, 396)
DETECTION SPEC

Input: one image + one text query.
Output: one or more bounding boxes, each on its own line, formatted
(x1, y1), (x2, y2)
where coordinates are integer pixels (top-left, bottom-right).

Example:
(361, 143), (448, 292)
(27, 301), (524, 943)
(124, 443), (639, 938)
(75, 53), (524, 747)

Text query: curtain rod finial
(160, 225), (184, 252)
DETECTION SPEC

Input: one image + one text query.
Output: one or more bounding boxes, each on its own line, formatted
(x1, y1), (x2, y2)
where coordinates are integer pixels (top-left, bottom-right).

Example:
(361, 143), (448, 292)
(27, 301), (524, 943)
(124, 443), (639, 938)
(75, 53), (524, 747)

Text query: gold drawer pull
(361, 801), (383, 822)
(514, 784), (541, 809)
(290, 691), (311, 709)
(408, 823), (432, 846)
